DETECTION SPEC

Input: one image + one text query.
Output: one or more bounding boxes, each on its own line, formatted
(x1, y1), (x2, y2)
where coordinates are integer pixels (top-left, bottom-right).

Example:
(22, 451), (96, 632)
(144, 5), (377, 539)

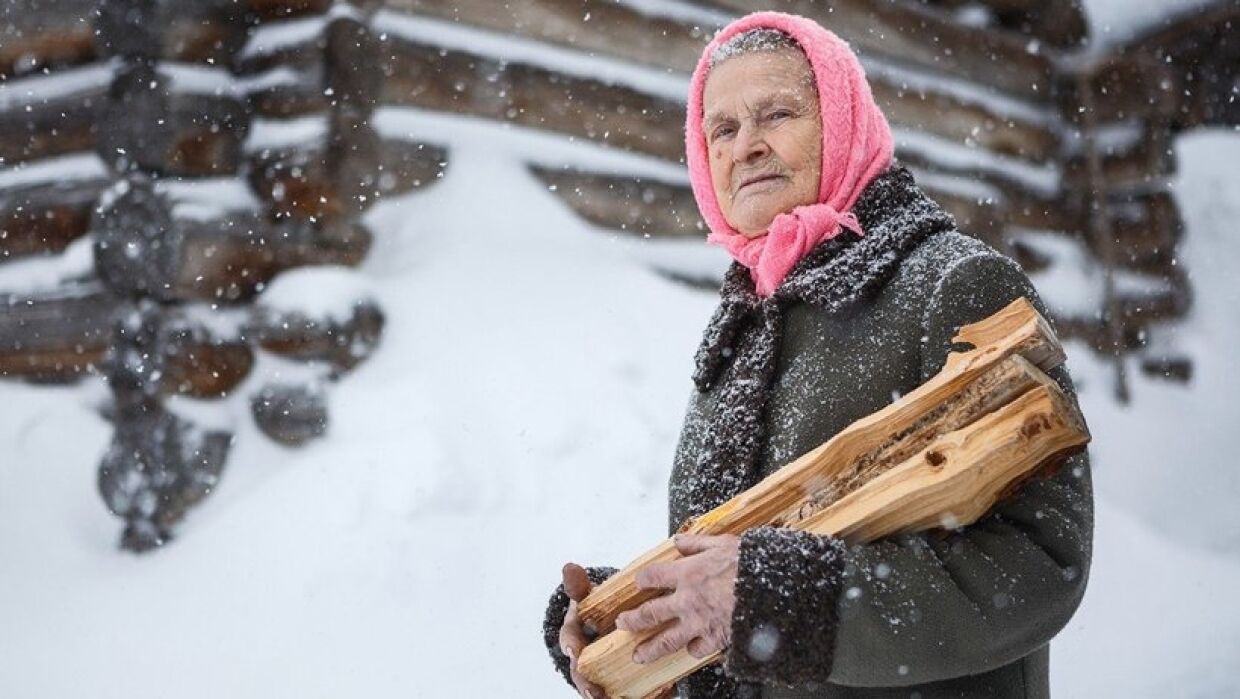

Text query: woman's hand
(559, 563), (609, 699)
(614, 533), (741, 665)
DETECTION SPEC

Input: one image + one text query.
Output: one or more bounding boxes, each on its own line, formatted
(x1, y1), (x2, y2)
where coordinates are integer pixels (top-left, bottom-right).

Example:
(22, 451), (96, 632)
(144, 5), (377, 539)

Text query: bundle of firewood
(574, 297), (1091, 699)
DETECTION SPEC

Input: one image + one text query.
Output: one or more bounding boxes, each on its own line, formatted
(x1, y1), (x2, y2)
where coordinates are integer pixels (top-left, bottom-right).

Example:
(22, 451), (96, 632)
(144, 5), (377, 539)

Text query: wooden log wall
(0, 0), (414, 551)
(1, 1), (1235, 544)
(370, 0), (1234, 393)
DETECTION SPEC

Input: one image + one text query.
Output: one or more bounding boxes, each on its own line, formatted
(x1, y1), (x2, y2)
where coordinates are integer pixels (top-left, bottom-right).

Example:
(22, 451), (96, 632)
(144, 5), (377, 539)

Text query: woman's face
(702, 48), (822, 238)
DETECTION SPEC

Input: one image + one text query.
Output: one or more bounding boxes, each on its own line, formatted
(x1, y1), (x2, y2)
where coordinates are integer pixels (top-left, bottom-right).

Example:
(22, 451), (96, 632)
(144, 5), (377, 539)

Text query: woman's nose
(731, 122), (771, 163)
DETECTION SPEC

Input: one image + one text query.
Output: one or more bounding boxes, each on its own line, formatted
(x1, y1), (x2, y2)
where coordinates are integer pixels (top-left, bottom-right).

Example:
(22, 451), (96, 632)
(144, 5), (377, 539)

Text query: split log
(575, 299), (1090, 698)
(97, 61), (251, 177)
(94, 0), (250, 64)
(0, 63), (111, 166)
(0, 0), (100, 79)
(577, 297), (1066, 633)
(582, 382), (1088, 698)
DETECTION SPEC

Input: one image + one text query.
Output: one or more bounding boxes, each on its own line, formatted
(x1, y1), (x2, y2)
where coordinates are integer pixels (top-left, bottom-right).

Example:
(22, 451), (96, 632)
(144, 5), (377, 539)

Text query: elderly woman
(544, 11), (1093, 699)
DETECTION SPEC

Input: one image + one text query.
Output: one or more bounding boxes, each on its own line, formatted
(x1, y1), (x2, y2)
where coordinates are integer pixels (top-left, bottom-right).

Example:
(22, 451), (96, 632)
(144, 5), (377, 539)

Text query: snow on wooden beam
(90, 174), (369, 304)
(376, 5), (1064, 165)
(235, 8), (381, 118)
(97, 61), (251, 177)
(0, 282), (114, 382)
(0, 153), (110, 261)
(382, 0), (715, 74)
(0, 62), (112, 166)
(377, 33), (687, 163)
(0, 0), (99, 79)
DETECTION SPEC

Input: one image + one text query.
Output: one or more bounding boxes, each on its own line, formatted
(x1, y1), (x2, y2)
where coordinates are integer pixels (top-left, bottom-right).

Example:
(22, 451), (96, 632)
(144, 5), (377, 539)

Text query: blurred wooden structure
(0, 0), (1237, 545)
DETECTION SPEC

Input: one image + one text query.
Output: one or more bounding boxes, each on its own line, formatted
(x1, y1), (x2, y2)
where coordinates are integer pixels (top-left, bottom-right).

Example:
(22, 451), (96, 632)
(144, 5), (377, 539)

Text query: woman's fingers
(615, 594), (679, 633)
(672, 533), (721, 555)
(562, 562), (593, 602)
(634, 560), (679, 590)
(686, 635), (720, 659)
(633, 621), (695, 665)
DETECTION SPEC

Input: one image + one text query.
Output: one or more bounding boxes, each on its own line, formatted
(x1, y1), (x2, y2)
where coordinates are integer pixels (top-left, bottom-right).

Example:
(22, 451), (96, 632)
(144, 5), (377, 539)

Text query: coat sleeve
(724, 251), (1095, 688)
(541, 566), (618, 688)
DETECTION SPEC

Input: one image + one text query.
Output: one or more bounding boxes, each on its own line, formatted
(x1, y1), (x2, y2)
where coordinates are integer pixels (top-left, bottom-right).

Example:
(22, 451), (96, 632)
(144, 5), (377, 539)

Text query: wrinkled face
(702, 48), (822, 238)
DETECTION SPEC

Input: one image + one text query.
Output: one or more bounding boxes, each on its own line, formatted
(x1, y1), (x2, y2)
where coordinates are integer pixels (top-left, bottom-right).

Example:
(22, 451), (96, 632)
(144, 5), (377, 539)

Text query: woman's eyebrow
(705, 93), (808, 130)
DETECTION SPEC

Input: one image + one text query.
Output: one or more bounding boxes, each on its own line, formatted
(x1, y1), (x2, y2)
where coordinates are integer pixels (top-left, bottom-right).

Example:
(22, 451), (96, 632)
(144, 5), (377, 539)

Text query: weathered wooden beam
(251, 381), (328, 445)
(377, 32), (686, 163)
(236, 9), (380, 118)
(375, 4), (1063, 165)
(95, 0), (251, 64)
(92, 174), (370, 303)
(0, 282), (115, 381)
(97, 61), (251, 177)
(0, 0), (99, 79)
(382, 0), (715, 73)
(247, 298), (384, 372)
(527, 166), (702, 239)
(918, 0), (1088, 48)
(246, 0), (332, 23)
(0, 166), (109, 260)
(246, 113), (432, 221)
(0, 63), (111, 166)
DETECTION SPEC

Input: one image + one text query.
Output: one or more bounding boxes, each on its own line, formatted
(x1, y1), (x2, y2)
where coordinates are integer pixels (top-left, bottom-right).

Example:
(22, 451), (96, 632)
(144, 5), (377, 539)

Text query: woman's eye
(768, 109), (793, 121)
(712, 126), (735, 140)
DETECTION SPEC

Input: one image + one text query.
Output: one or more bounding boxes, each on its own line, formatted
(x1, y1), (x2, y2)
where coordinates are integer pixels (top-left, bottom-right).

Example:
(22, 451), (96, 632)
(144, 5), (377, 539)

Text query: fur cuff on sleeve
(541, 566), (618, 687)
(725, 527), (848, 687)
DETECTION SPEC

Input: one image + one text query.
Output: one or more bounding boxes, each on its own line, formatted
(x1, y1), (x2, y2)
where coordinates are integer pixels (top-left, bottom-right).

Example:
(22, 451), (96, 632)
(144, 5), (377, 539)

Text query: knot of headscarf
(708, 204), (866, 297)
(685, 11), (895, 297)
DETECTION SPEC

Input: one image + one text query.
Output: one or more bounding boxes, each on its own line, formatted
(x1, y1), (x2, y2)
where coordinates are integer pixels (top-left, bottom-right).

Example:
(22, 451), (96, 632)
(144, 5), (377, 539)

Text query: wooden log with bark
(374, 4), (1064, 165)
(236, 10), (380, 119)
(94, 0), (251, 65)
(0, 0), (100, 79)
(91, 174), (370, 303)
(0, 63), (111, 166)
(573, 298), (1091, 698)
(0, 164), (109, 260)
(97, 61), (251, 177)
(246, 113), (422, 223)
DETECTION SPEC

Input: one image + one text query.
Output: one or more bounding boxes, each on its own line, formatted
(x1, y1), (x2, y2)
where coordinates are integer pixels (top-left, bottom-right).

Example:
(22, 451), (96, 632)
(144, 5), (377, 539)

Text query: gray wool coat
(544, 175), (1093, 699)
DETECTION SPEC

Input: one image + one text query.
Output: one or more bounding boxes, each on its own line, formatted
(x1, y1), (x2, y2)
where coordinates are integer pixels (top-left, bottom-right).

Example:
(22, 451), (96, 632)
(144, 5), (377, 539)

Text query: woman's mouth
(737, 174), (785, 193)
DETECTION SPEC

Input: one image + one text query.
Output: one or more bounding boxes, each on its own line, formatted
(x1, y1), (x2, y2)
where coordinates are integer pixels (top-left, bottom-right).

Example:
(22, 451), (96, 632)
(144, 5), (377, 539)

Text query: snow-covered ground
(1, 111), (1238, 699)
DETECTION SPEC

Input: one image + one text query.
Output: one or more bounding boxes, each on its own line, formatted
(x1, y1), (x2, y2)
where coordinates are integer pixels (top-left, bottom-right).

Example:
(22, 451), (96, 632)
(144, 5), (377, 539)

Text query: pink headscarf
(686, 11), (895, 297)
